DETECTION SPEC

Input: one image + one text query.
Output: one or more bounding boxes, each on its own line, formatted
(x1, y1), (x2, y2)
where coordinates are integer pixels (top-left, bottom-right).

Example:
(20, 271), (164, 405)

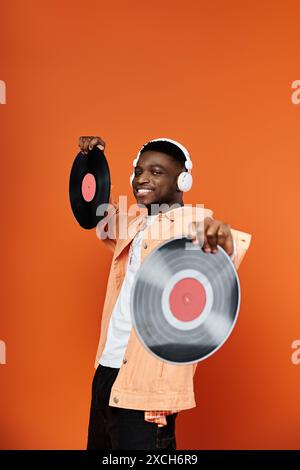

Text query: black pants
(87, 364), (178, 450)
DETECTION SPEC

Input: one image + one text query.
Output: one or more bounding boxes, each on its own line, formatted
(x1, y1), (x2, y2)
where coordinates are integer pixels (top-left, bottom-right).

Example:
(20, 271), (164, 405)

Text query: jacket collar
(113, 208), (179, 260)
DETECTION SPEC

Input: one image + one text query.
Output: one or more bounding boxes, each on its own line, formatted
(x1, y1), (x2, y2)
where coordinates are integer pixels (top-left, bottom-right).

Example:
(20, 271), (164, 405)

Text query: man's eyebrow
(135, 163), (166, 169)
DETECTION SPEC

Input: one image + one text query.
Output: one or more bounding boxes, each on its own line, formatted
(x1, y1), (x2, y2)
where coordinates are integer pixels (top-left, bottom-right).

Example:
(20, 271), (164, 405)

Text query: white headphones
(130, 137), (193, 192)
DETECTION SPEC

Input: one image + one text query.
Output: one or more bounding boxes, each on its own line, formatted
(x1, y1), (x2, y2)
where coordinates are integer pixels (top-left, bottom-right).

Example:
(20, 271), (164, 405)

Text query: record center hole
(169, 278), (206, 322)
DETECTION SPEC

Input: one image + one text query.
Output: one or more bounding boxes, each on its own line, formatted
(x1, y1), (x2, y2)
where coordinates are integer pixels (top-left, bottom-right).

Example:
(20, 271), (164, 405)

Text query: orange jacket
(94, 201), (251, 411)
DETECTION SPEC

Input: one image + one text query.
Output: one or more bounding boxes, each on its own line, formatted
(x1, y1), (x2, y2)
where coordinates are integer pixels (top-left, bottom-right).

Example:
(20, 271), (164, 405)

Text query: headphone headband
(134, 137), (192, 170)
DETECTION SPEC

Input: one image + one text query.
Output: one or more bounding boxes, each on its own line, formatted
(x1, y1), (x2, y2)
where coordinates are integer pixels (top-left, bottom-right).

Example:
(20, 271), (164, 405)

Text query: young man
(81, 136), (251, 450)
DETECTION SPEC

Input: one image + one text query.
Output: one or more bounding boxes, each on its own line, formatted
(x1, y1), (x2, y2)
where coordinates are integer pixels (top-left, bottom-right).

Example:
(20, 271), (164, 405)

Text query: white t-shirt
(99, 215), (157, 368)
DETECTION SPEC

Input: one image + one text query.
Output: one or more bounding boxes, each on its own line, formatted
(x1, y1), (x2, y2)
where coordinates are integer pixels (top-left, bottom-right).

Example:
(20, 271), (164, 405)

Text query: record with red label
(130, 237), (240, 365)
(69, 146), (110, 229)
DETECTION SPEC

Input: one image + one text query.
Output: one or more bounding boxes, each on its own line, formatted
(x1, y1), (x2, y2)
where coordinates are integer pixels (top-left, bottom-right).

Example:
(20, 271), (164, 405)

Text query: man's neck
(146, 200), (184, 216)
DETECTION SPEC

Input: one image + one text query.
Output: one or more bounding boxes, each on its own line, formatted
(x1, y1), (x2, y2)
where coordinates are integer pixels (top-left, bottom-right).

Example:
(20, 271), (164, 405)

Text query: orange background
(1, 0), (300, 449)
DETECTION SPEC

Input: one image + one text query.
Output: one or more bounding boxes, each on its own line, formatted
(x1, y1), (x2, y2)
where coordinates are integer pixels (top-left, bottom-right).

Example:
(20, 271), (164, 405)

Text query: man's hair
(139, 140), (186, 169)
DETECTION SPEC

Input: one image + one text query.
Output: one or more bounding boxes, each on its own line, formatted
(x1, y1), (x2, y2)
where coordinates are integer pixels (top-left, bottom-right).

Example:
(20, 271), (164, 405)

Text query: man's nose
(137, 172), (151, 183)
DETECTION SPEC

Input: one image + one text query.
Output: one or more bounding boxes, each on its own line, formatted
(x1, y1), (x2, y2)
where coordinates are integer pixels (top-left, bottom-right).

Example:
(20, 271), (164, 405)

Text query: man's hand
(79, 136), (106, 155)
(188, 217), (234, 256)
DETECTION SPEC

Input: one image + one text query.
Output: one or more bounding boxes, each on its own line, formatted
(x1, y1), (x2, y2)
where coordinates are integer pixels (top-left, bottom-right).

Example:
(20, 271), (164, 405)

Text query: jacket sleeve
(230, 228), (252, 270)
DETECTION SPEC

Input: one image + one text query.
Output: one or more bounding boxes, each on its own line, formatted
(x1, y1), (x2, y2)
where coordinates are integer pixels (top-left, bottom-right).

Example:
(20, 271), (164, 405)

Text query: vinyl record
(130, 236), (240, 365)
(69, 146), (110, 229)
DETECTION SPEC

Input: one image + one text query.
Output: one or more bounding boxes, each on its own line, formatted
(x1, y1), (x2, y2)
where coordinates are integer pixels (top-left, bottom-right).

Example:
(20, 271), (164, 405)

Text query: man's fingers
(219, 226), (234, 256)
(216, 225), (227, 245)
(79, 136), (90, 154)
(89, 136), (106, 151)
(83, 139), (90, 153)
(89, 138), (98, 151)
(205, 222), (233, 256)
(79, 136), (106, 154)
(78, 136), (85, 152)
(192, 217), (233, 256)
(204, 220), (219, 253)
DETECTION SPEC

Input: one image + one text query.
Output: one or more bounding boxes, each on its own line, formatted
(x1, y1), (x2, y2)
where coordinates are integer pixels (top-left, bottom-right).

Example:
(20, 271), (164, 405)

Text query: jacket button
(143, 242), (148, 249)
(113, 396), (119, 404)
(123, 358), (127, 364)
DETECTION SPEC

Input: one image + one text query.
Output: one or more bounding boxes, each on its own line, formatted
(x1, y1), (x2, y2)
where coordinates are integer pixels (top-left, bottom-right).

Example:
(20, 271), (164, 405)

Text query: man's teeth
(137, 189), (153, 193)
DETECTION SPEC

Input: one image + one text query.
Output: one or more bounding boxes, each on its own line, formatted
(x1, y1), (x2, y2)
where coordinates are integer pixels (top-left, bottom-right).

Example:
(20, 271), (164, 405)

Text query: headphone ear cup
(185, 160), (193, 170)
(177, 172), (193, 192)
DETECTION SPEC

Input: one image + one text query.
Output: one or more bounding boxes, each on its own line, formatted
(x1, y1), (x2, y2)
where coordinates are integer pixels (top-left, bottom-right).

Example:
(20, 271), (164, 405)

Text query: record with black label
(130, 237), (240, 365)
(69, 146), (110, 229)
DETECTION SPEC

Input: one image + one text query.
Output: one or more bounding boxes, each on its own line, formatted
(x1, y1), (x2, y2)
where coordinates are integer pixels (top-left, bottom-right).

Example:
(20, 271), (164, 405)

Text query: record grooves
(130, 237), (240, 365)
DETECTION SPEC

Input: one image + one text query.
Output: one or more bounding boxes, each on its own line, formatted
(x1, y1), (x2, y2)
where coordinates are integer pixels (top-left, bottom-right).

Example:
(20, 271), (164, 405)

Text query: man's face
(132, 150), (184, 208)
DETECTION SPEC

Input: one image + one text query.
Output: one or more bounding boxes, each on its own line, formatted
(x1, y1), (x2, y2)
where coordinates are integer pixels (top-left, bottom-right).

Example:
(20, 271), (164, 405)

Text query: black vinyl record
(130, 237), (240, 365)
(69, 146), (110, 229)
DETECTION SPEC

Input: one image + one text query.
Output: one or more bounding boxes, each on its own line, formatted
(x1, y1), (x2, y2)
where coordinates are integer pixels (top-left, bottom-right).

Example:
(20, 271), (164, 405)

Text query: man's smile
(135, 186), (155, 197)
